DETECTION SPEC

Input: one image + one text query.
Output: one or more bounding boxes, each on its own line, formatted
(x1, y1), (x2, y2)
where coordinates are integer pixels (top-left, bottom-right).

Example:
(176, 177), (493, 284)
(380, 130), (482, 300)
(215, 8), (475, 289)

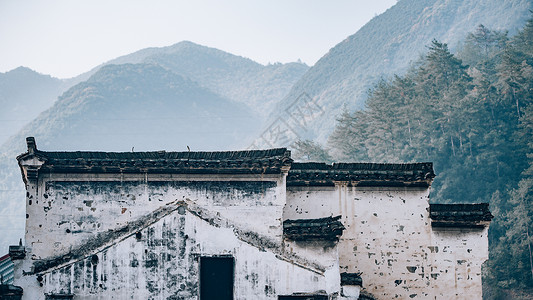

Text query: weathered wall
(429, 227), (489, 299)
(25, 174), (284, 259)
(284, 186), (339, 220)
(17, 173), (340, 299)
(15, 145), (489, 300)
(24, 208), (332, 299)
(286, 184), (489, 300)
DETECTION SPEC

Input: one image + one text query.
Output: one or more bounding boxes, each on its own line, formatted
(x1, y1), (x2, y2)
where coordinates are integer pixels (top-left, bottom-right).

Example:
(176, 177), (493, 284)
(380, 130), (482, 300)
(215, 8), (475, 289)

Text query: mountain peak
(4, 66), (45, 77)
(7, 66), (34, 73)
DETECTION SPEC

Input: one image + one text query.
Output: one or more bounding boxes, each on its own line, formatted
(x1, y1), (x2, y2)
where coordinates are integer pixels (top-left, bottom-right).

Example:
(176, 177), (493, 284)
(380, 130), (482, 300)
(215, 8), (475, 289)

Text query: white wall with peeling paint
(16, 173), (341, 300)
(15, 155), (489, 300)
(286, 184), (489, 300)
(34, 210), (334, 299)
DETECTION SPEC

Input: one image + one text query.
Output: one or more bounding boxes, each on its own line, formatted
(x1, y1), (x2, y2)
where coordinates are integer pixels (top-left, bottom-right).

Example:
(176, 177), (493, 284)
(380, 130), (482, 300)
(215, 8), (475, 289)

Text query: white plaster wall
(286, 184), (489, 300)
(284, 186), (339, 220)
(18, 170), (490, 300)
(282, 239), (341, 295)
(18, 172), (341, 299)
(340, 186), (432, 299)
(22, 204), (333, 300)
(191, 214), (330, 299)
(25, 174), (283, 259)
(429, 227), (489, 299)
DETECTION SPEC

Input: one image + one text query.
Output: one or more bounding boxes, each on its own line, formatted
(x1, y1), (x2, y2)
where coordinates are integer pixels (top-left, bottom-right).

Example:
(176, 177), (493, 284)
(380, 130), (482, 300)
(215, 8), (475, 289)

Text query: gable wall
(25, 173), (284, 259)
(17, 172), (341, 299)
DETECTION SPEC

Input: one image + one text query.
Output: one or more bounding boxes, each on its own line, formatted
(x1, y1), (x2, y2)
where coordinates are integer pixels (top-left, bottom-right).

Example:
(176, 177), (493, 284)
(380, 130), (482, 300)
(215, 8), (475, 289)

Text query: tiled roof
(287, 162), (435, 187)
(430, 203), (493, 228)
(17, 137), (436, 187)
(359, 291), (377, 300)
(18, 137), (292, 175)
(39, 148), (289, 161)
(0, 284), (22, 296)
(283, 216), (345, 241)
(340, 272), (363, 286)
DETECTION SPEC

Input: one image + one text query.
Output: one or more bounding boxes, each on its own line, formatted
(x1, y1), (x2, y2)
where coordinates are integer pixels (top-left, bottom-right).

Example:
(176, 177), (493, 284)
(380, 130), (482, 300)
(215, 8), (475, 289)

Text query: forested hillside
(306, 17), (533, 299)
(260, 0), (532, 145)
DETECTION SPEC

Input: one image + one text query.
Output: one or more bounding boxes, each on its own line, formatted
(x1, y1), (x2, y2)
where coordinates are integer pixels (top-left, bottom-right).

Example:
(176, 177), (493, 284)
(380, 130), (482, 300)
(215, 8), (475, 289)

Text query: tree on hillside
(327, 15), (533, 296)
(292, 140), (333, 163)
(459, 24), (508, 67)
(487, 14), (533, 292)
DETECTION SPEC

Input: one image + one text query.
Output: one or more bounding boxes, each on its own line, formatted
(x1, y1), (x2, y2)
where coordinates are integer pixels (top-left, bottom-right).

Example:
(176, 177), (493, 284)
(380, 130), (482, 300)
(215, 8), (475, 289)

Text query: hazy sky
(0, 0), (396, 79)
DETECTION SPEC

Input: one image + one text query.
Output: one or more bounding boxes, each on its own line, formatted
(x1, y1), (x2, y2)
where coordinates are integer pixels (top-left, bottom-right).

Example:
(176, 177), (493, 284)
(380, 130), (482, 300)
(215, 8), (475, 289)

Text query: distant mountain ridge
(0, 67), (64, 145)
(7, 63), (259, 152)
(0, 42), (308, 145)
(259, 0), (533, 145)
(67, 41), (309, 117)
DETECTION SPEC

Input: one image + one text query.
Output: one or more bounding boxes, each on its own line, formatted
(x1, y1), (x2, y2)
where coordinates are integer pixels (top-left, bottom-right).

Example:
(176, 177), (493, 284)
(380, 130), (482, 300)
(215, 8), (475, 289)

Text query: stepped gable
(17, 137), (292, 175)
(430, 203), (493, 228)
(287, 162), (435, 187)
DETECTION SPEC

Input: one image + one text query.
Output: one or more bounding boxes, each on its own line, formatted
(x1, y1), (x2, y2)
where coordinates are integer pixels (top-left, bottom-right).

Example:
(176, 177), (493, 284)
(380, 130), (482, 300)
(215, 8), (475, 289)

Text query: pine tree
(326, 16), (533, 295)
(292, 140), (333, 163)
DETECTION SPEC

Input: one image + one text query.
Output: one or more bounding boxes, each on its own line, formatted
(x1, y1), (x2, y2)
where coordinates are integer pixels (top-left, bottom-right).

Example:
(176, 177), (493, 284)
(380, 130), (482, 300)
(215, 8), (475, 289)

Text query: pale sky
(0, 0), (397, 79)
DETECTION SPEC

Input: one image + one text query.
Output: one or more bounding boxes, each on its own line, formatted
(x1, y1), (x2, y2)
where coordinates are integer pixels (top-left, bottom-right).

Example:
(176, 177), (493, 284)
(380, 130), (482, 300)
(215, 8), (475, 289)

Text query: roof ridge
(291, 162), (433, 171)
(35, 147), (289, 160)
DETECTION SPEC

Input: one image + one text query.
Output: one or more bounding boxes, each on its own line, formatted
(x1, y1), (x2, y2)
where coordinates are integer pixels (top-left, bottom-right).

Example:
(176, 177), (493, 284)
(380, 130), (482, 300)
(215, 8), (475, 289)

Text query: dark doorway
(200, 256), (234, 300)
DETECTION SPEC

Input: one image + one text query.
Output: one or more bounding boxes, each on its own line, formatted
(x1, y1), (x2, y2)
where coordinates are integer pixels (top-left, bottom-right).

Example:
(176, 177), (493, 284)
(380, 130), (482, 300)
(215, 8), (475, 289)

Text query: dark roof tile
(287, 162), (434, 187)
(430, 203), (493, 228)
(283, 216), (345, 241)
(17, 138), (292, 175)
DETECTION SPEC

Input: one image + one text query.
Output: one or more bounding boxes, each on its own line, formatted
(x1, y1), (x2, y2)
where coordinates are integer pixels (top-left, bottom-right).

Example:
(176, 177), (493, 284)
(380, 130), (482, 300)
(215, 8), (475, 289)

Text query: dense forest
(265, 0), (532, 147)
(295, 14), (533, 298)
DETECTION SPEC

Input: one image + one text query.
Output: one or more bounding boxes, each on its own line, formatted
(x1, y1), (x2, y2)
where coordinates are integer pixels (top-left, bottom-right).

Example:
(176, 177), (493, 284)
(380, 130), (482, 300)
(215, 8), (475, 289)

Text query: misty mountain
(0, 63), (264, 251)
(0, 67), (64, 145)
(258, 0), (533, 145)
(0, 42), (307, 253)
(0, 42), (307, 146)
(6, 63), (260, 152)
(68, 41), (309, 118)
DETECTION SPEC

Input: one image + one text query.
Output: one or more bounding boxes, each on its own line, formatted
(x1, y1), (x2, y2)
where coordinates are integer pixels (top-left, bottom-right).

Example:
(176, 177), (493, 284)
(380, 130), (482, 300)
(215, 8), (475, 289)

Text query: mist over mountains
(258, 0), (532, 145)
(9, 63), (259, 152)
(0, 0), (532, 297)
(0, 67), (64, 145)
(0, 42), (309, 259)
(1, 42), (309, 148)
(67, 41), (309, 119)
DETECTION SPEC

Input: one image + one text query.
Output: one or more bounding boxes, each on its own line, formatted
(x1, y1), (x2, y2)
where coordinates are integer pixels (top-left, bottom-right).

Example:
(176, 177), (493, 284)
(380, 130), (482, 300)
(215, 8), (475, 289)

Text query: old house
(9, 137), (492, 299)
